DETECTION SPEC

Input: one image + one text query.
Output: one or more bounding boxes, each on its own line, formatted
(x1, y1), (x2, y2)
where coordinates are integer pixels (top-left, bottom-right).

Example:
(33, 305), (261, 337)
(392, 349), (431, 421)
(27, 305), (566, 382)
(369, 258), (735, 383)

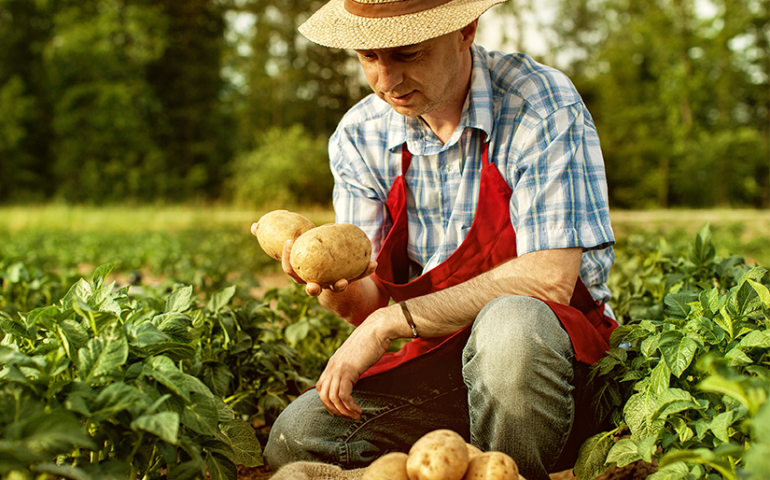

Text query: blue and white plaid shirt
(329, 44), (615, 310)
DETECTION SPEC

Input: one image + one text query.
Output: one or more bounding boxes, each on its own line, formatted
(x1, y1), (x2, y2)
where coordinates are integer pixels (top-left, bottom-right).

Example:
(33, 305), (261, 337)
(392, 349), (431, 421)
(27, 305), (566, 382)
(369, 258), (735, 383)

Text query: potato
(406, 429), (469, 480)
(290, 223), (372, 285)
(253, 210), (315, 261)
(466, 443), (483, 461)
(363, 452), (409, 480)
(462, 452), (519, 480)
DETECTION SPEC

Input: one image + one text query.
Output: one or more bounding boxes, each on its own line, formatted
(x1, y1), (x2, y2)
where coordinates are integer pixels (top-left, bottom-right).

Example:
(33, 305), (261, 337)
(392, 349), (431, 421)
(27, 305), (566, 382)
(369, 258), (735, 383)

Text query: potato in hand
(290, 223), (372, 285)
(252, 210), (315, 260)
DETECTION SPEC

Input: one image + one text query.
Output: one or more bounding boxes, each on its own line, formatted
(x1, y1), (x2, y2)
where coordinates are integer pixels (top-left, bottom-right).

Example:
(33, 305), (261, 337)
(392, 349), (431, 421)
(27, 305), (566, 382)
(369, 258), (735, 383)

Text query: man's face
(354, 28), (472, 120)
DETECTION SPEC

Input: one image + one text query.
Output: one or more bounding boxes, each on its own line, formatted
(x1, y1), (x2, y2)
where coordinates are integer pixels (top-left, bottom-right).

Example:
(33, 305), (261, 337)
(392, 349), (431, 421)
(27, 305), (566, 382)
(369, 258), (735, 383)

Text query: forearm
(317, 275), (390, 326)
(374, 247), (583, 340)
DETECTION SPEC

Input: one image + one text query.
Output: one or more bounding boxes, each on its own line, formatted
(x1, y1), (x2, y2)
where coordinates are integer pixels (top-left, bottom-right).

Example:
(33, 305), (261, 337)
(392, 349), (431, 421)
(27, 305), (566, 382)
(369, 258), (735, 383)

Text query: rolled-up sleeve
(509, 103), (614, 256)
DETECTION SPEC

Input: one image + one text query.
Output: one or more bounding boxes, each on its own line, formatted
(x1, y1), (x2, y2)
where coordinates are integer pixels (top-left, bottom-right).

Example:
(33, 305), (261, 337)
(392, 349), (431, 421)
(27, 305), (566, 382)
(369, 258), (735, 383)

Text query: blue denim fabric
(264, 295), (594, 480)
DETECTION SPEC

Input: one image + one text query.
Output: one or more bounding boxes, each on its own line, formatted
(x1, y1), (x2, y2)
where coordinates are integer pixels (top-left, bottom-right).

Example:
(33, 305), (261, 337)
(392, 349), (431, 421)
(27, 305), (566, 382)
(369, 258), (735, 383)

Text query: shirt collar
(386, 44), (495, 153)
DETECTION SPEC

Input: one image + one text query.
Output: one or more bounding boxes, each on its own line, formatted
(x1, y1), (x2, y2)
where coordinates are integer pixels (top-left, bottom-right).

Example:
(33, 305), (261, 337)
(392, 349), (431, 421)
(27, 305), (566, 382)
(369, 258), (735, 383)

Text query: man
(258, 0), (618, 478)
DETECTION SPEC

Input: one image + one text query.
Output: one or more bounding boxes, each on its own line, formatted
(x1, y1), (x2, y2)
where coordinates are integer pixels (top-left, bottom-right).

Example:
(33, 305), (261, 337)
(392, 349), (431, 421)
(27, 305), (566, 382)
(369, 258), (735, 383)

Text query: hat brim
(298, 0), (506, 50)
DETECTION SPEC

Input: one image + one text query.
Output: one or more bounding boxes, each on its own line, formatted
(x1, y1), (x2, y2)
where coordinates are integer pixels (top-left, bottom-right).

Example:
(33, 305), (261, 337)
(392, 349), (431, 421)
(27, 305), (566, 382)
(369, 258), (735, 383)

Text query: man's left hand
(315, 313), (393, 419)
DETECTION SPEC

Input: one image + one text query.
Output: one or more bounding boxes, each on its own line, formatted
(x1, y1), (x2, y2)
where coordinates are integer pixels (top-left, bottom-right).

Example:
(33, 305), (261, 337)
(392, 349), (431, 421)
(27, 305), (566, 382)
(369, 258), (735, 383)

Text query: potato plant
(576, 226), (770, 480)
(0, 262), (353, 479)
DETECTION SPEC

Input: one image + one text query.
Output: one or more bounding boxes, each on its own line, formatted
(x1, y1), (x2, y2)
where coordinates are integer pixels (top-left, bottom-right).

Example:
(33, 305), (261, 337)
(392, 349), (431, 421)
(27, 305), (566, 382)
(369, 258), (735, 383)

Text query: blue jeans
(264, 296), (600, 480)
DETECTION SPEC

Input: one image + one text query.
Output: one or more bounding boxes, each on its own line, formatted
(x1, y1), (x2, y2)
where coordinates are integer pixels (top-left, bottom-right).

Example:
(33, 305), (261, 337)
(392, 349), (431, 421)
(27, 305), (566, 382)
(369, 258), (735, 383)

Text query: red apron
(360, 142), (618, 379)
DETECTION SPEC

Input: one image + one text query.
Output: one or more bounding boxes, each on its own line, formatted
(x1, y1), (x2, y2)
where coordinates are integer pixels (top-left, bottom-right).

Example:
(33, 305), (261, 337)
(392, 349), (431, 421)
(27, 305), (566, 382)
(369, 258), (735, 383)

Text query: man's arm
(315, 246), (582, 419)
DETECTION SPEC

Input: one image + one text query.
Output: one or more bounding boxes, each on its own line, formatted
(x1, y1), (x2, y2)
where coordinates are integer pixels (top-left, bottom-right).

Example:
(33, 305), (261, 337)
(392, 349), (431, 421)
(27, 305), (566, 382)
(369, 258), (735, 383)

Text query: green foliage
(0, 264), (263, 480)
(576, 226), (770, 480)
(228, 124), (334, 208)
(550, 0), (769, 208)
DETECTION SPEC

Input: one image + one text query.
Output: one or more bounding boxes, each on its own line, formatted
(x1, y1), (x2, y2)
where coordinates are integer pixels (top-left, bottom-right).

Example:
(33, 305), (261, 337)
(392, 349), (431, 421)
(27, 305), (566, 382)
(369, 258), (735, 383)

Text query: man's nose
(376, 58), (403, 93)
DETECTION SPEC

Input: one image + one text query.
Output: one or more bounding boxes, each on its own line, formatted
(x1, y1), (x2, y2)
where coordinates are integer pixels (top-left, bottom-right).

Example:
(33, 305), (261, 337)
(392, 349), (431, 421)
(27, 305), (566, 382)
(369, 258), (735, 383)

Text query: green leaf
(725, 346), (753, 366)
(168, 459), (206, 480)
(142, 355), (190, 402)
(285, 319), (311, 346)
(690, 224), (716, 266)
(652, 388), (700, 421)
(625, 391), (664, 440)
(747, 278), (770, 308)
(646, 462), (689, 480)
(202, 362), (234, 397)
(606, 438), (642, 468)
(739, 330), (770, 349)
(165, 285), (194, 313)
(573, 431), (614, 480)
(0, 311), (34, 340)
(220, 417), (263, 467)
(131, 411), (179, 445)
(658, 332), (698, 378)
(207, 285), (236, 313)
(182, 393), (219, 436)
(698, 375), (751, 411)
(62, 279), (93, 310)
(92, 263), (117, 290)
(90, 382), (146, 422)
(77, 322), (128, 383)
(709, 410), (736, 443)
(21, 409), (97, 456)
(664, 292), (698, 318)
(33, 463), (92, 480)
(205, 452), (238, 480)
(650, 360), (671, 394)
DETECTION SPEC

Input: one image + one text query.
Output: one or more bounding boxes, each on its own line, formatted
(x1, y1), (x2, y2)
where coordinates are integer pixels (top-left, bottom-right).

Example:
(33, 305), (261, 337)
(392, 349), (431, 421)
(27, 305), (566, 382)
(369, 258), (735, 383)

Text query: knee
(471, 296), (569, 354)
(462, 296), (573, 384)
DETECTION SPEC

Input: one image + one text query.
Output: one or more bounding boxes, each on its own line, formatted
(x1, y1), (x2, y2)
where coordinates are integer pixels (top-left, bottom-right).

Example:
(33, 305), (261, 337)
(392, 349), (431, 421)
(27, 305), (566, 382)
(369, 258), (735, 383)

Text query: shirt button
(446, 163), (454, 172)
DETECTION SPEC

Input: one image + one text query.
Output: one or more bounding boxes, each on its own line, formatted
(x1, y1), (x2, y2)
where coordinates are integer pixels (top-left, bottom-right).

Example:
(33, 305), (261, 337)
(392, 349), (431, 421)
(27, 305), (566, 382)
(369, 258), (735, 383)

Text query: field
(1, 205), (768, 480)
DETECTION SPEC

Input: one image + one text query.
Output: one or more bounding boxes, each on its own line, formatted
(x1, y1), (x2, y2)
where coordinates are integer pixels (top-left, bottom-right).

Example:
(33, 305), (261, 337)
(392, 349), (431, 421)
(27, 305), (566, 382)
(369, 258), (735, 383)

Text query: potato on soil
(362, 452), (409, 480)
(406, 429), (469, 480)
(463, 451), (519, 480)
(253, 210), (315, 261)
(290, 223), (372, 285)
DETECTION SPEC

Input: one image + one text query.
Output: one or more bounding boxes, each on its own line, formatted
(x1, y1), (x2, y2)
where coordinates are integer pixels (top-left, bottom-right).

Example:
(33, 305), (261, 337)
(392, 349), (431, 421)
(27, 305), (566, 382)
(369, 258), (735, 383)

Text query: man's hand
(315, 313), (393, 418)
(280, 239), (377, 296)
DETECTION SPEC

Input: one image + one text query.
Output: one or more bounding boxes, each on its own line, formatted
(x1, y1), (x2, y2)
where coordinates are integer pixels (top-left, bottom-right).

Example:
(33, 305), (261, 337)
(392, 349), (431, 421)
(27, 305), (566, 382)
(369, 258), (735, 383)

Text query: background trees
(0, 0), (766, 208)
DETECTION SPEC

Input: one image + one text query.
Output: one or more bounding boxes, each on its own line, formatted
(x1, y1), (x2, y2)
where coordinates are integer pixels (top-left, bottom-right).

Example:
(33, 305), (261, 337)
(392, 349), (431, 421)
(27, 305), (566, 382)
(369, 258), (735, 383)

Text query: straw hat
(298, 0), (508, 50)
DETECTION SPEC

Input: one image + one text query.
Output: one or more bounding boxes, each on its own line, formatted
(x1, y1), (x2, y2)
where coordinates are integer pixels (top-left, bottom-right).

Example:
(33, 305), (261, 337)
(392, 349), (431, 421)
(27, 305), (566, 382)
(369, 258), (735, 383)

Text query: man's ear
(460, 19), (479, 48)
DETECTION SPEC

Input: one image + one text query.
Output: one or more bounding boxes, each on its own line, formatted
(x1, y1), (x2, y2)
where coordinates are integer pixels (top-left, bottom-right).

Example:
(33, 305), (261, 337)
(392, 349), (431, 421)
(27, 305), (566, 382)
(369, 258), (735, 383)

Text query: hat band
(343, 0), (453, 18)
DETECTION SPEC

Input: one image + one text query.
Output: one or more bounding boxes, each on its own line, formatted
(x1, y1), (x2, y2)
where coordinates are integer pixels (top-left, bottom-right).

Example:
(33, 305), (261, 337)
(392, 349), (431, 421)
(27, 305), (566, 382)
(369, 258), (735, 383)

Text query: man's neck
(420, 52), (473, 144)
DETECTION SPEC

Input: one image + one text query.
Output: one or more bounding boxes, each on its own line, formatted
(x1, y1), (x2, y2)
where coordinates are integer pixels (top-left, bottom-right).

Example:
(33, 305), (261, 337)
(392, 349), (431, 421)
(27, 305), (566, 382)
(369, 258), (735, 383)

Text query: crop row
(0, 225), (768, 479)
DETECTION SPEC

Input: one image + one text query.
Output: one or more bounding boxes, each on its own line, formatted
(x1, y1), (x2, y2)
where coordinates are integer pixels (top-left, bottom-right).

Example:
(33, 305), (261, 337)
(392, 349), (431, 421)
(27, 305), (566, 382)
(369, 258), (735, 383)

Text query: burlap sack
(269, 462), (366, 480)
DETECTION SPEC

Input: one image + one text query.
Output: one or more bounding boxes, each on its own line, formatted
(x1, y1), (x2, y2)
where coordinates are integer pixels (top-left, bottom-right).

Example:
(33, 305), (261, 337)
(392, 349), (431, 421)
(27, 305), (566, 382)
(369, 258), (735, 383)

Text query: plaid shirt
(329, 44), (615, 309)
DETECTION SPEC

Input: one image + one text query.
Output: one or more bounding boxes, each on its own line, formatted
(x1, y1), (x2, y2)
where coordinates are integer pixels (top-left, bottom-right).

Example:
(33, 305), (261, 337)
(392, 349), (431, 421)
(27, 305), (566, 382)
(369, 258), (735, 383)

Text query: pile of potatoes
(252, 210), (372, 285)
(363, 429), (519, 480)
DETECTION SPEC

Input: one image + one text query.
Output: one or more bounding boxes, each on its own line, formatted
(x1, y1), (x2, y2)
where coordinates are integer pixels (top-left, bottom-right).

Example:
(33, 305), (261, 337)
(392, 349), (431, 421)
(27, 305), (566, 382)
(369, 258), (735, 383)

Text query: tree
(0, 0), (55, 202)
(548, 0), (769, 208)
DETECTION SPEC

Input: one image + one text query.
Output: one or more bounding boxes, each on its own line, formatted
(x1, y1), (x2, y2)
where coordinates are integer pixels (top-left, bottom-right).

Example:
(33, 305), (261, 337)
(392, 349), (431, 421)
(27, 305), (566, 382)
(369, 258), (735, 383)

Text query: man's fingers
(316, 376), (342, 417)
(327, 377), (360, 419)
(339, 381), (362, 418)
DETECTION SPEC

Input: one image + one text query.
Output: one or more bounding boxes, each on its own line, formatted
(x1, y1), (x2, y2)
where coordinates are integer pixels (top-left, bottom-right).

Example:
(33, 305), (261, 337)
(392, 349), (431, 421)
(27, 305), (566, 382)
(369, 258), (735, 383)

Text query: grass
(1, 204), (767, 266)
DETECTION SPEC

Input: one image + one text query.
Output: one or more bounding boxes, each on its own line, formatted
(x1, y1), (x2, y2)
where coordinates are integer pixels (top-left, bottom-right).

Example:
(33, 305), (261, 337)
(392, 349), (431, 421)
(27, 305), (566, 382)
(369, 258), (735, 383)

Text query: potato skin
(466, 443), (483, 461)
(363, 452), (409, 480)
(406, 429), (469, 480)
(290, 223), (372, 285)
(462, 452), (519, 480)
(254, 210), (315, 261)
